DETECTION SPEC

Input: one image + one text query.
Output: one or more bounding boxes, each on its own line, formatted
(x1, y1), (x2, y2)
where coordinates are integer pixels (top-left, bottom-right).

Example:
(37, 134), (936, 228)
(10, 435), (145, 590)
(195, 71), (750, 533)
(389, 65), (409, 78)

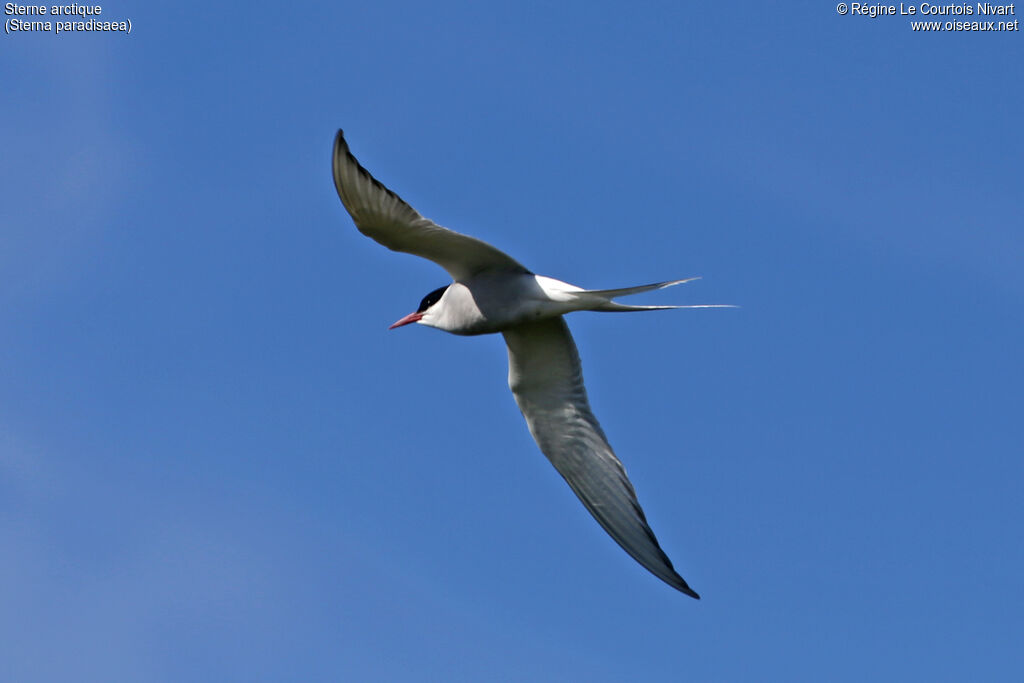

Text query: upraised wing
(503, 317), (699, 598)
(332, 130), (530, 281)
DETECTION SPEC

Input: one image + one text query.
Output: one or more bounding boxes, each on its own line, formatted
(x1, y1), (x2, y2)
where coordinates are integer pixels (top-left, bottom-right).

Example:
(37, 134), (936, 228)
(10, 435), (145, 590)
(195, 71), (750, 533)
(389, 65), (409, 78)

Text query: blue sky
(3, 1), (1022, 680)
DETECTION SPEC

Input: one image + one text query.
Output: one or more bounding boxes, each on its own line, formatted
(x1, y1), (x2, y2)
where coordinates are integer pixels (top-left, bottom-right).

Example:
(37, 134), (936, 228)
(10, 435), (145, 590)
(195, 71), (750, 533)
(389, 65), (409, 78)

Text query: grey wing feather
(332, 130), (530, 281)
(502, 317), (700, 598)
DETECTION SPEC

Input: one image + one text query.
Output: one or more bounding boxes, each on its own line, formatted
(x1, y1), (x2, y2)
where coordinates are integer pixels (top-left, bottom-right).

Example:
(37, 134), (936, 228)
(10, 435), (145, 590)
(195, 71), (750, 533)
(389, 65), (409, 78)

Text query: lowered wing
(503, 317), (699, 598)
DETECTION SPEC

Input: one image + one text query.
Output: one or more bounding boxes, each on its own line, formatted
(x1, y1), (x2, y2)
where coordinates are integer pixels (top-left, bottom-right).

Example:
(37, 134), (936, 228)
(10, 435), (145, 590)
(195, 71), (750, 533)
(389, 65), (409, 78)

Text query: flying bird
(332, 130), (729, 598)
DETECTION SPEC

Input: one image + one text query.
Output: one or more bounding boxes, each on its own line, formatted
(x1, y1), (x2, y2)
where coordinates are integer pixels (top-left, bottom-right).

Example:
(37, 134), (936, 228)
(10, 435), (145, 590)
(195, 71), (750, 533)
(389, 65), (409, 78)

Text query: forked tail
(584, 277), (736, 312)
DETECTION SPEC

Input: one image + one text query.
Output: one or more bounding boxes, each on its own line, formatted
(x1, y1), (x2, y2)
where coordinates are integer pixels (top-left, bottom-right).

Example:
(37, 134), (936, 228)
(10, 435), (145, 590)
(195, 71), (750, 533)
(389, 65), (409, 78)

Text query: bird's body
(332, 129), (728, 599)
(416, 273), (696, 335)
(418, 273), (572, 336)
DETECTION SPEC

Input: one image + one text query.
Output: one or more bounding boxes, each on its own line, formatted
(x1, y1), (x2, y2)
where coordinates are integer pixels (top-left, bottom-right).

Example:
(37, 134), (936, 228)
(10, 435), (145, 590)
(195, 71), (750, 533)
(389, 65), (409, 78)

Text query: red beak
(388, 312), (423, 329)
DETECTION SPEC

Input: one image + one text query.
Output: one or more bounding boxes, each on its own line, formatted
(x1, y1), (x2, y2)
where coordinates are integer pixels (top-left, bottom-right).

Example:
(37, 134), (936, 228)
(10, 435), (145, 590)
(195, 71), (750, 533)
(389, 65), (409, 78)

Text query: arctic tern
(332, 130), (729, 598)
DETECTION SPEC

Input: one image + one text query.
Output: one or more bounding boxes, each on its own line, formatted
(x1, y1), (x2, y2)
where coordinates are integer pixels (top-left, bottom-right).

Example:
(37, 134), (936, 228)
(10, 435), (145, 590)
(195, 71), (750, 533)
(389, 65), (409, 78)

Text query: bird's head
(389, 285), (450, 329)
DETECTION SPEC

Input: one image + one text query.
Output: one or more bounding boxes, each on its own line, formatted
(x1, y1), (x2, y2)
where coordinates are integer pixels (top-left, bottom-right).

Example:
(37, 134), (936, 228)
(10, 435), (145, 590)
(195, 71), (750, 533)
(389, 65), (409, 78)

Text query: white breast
(423, 274), (599, 335)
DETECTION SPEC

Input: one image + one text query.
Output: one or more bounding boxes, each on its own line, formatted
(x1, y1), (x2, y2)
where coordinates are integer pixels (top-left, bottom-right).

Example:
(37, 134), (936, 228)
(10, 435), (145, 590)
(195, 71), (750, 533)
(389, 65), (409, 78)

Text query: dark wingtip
(332, 129), (349, 199)
(673, 573), (700, 599)
(333, 129), (350, 160)
(681, 585), (701, 600)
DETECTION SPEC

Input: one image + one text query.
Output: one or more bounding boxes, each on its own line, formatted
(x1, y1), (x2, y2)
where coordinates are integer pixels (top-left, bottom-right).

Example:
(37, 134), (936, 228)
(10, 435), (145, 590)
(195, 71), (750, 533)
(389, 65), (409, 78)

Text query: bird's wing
(502, 317), (699, 598)
(332, 130), (530, 281)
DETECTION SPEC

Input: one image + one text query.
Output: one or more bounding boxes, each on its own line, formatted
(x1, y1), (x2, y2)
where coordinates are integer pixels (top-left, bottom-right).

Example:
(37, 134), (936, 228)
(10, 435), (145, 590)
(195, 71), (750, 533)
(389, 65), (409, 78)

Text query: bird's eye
(417, 285), (449, 313)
